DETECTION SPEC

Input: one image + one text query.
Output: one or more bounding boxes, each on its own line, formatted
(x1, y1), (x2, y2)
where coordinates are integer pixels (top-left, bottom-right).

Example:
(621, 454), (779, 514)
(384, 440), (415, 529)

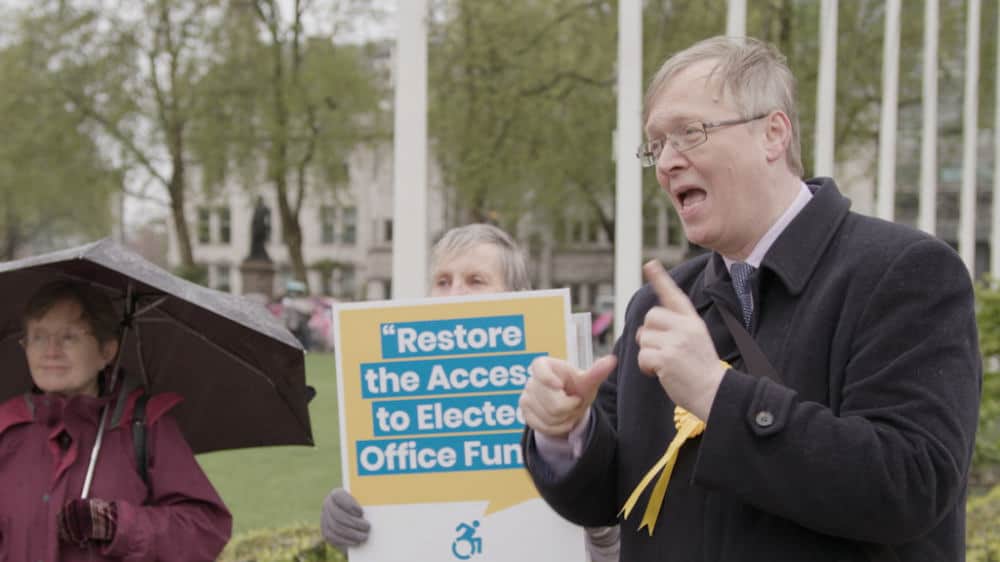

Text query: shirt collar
(723, 182), (813, 272)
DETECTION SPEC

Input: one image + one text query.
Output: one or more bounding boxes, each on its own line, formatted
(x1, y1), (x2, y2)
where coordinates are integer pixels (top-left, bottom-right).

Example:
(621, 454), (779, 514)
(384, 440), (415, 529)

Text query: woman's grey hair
(431, 224), (532, 291)
(644, 36), (803, 177)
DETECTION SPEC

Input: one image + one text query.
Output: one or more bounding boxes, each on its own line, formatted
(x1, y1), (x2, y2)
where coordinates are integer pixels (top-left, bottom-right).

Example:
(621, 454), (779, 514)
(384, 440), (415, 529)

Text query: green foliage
(218, 523), (345, 562)
(0, 38), (119, 258)
(174, 263), (209, 286)
(12, 1), (384, 274)
(429, 0), (617, 231)
(430, 0), (989, 243)
(190, 9), (383, 195)
(13, 0), (228, 268)
(967, 483), (1000, 562)
(185, 1), (384, 288)
(975, 284), (1000, 487)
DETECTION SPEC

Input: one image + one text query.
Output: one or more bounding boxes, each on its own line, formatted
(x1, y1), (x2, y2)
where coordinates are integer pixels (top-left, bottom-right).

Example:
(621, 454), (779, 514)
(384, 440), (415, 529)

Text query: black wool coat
(524, 178), (982, 562)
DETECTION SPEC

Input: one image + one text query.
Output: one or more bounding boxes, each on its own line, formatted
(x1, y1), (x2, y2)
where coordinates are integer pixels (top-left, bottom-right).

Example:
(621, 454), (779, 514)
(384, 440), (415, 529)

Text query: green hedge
(975, 285), (1000, 488)
(968, 484), (1000, 562)
(218, 523), (346, 562)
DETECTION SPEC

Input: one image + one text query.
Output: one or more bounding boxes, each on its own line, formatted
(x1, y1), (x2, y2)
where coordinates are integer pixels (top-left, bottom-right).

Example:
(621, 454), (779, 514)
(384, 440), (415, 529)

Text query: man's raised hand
(520, 355), (616, 437)
(637, 260), (726, 420)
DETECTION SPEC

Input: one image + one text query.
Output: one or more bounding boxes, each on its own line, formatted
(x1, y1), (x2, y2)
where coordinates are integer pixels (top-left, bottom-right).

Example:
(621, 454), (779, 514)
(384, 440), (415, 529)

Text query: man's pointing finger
(643, 259), (696, 315)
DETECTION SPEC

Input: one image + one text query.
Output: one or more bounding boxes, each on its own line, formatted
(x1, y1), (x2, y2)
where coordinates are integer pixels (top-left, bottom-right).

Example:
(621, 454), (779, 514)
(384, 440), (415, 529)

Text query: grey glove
(585, 525), (620, 562)
(321, 488), (371, 549)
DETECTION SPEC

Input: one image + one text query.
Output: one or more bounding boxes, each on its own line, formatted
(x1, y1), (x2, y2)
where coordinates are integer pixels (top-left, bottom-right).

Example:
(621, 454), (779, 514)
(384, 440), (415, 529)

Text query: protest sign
(334, 289), (586, 561)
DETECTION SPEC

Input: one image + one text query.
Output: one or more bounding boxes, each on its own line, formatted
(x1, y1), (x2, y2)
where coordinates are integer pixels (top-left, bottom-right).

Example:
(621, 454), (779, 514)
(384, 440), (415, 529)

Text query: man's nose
(656, 142), (688, 176)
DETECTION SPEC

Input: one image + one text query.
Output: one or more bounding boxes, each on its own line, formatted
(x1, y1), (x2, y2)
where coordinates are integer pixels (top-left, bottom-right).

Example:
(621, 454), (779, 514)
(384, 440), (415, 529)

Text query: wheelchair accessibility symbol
(451, 520), (482, 560)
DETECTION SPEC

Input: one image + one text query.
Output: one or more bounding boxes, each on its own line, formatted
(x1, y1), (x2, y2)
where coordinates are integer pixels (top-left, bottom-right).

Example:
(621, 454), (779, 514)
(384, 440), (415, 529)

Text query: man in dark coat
(519, 35), (981, 561)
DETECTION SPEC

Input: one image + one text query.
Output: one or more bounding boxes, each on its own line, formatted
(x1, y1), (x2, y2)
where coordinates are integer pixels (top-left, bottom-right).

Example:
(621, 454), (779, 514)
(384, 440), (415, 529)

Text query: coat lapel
(760, 178), (852, 295)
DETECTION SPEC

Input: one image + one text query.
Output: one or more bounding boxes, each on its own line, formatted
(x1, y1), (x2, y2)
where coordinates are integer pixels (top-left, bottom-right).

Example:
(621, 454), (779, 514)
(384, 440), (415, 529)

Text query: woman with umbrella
(0, 281), (232, 560)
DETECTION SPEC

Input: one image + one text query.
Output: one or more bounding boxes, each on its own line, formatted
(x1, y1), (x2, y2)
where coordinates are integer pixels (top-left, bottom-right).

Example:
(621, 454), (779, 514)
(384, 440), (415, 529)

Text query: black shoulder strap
(132, 392), (150, 488)
(704, 256), (782, 383)
(717, 305), (781, 382)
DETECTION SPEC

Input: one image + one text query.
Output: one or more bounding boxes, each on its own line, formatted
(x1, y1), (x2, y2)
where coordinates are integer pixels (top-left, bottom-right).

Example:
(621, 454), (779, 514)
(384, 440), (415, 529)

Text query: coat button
(755, 411), (774, 428)
(42, 493), (50, 503)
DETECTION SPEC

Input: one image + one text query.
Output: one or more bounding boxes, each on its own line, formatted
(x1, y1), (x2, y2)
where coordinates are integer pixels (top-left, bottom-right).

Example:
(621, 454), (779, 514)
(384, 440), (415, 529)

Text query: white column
(992, 0), (1000, 278)
(814, 0), (838, 177)
(615, 0), (642, 338)
(876, 0), (900, 221)
(726, 0), (746, 37)
(392, 0), (429, 298)
(919, 0), (939, 235)
(959, 0), (980, 274)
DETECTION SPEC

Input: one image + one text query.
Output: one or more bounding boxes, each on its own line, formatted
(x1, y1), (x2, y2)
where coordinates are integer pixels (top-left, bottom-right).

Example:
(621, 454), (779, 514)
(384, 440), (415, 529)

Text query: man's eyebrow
(646, 114), (695, 136)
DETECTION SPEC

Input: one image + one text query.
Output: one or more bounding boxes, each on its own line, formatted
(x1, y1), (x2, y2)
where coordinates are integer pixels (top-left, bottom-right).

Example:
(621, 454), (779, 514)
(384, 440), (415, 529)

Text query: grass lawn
(197, 352), (342, 534)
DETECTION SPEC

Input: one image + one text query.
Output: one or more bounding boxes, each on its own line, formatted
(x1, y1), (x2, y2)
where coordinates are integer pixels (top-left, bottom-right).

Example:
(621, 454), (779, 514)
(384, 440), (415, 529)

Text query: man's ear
(762, 110), (793, 164)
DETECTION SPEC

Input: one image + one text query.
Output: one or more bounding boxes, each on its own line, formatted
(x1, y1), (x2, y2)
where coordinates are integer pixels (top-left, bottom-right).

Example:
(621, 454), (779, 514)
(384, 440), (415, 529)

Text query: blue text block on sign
(359, 352), (545, 398)
(371, 393), (523, 437)
(379, 315), (526, 359)
(356, 432), (524, 476)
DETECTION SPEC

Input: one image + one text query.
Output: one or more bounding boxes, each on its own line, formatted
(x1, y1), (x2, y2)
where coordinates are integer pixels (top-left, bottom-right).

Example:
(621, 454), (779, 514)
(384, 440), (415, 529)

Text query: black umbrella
(0, 238), (313, 455)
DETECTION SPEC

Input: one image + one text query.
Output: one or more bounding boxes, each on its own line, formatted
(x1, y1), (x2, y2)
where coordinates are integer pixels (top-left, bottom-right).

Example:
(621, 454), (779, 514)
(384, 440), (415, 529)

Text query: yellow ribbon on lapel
(619, 360), (729, 535)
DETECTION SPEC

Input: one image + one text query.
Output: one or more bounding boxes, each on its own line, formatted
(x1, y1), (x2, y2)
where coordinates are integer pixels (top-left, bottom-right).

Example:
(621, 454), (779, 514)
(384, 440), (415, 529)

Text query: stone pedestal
(240, 258), (277, 300)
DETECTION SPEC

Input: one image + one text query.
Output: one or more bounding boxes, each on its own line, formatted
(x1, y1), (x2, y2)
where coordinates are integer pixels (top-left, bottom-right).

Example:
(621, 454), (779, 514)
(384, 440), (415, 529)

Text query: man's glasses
(636, 113), (769, 168)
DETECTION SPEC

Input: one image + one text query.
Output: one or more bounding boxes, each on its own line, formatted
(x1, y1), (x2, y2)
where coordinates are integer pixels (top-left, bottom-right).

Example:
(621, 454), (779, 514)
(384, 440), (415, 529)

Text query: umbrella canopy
(0, 238), (312, 453)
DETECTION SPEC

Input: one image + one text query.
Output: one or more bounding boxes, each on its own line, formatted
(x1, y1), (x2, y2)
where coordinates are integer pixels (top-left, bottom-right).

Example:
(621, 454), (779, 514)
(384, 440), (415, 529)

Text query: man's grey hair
(644, 36), (803, 177)
(431, 223), (531, 291)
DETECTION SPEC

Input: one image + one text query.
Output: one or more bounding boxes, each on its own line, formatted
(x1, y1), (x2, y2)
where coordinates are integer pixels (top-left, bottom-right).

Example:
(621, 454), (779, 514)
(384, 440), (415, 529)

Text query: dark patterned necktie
(730, 262), (755, 328)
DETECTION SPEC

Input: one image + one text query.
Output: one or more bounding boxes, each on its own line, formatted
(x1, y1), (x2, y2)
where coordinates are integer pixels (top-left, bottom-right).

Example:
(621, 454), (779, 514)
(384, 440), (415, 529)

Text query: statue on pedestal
(248, 196), (271, 261)
(241, 195), (276, 299)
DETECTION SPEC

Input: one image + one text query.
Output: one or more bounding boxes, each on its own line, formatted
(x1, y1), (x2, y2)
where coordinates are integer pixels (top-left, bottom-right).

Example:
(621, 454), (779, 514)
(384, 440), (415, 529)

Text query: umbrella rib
(133, 295), (170, 318)
(129, 294), (167, 389)
(134, 312), (277, 388)
(49, 271), (126, 295)
(132, 320), (150, 388)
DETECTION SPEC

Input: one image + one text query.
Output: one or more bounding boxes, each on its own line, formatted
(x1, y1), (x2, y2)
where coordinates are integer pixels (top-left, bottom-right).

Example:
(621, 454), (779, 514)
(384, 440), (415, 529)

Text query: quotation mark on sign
(382, 324), (396, 336)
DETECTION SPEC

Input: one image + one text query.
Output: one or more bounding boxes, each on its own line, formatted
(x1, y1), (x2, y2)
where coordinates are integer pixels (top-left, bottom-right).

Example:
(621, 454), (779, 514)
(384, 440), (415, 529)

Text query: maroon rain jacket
(0, 388), (232, 561)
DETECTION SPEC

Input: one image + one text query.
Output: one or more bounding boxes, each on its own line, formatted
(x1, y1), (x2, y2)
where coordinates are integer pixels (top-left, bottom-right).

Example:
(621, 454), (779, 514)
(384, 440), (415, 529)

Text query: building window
(338, 265), (356, 298)
(319, 269), (333, 296)
(342, 206), (357, 245)
(197, 207), (211, 244)
(320, 206), (336, 244)
(384, 219), (393, 243)
(215, 264), (231, 293)
(217, 207), (231, 245)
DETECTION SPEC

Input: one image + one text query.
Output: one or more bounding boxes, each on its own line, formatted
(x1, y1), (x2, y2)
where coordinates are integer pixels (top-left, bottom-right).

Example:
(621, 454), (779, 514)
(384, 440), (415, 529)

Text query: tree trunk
(166, 119), (194, 270)
(275, 181), (307, 287)
(262, 12), (309, 292)
(2, 192), (21, 260)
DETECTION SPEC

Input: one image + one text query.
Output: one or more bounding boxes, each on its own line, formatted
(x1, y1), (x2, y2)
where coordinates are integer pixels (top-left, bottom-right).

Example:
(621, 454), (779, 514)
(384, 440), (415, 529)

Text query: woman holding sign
(321, 223), (619, 562)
